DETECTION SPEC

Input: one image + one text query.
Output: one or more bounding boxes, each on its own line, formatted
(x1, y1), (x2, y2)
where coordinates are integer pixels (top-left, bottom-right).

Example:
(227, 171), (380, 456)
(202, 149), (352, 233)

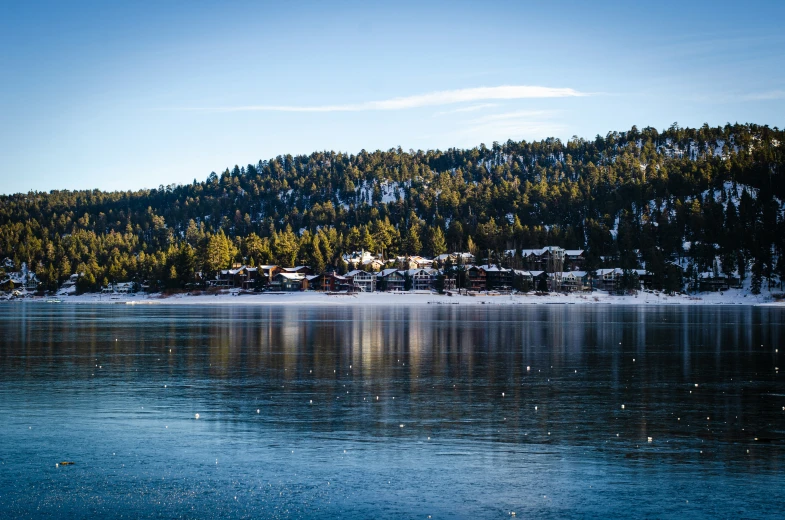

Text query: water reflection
(0, 303), (783, 518)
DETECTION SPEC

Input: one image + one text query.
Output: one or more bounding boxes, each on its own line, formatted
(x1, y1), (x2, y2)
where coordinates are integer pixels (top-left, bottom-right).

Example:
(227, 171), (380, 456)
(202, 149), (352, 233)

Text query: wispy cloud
(179, 85), (586, 112)
(742, 90), (785, 101)
(435, 103), (499, 115)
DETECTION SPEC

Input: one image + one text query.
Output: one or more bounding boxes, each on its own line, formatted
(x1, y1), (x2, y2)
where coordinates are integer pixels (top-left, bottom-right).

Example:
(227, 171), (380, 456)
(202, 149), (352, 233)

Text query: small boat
(46, 299), (61, 303)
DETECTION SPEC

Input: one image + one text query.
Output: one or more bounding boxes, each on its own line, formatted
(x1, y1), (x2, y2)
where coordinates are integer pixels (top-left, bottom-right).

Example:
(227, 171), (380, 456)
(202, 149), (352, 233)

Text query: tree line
(1, 122), (783, 293)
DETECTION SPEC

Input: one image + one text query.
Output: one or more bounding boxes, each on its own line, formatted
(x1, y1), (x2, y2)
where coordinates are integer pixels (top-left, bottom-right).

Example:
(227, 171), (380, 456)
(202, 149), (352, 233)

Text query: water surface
(1, 303), (783, 518)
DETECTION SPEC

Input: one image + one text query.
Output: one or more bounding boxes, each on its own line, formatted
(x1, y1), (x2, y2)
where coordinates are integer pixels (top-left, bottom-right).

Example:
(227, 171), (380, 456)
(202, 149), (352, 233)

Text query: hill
(1, 122), (783, 294)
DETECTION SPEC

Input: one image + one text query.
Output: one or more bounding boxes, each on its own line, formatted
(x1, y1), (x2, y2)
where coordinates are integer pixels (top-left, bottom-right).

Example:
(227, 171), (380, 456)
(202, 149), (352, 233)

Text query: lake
(0, 303), (783, 518)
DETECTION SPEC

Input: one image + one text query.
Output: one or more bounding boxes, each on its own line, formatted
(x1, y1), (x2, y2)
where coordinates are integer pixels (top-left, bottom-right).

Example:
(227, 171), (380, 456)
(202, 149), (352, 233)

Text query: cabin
(593, 268), (650, 292)
(101, 282), (136, 294)
(594, 268), (622, 292)
(362, 258), (385, 271)
(478, 265), (513, 290)
(434, 252), (475, 266)
(512, 270), (533, 291)
(377, 268), (405, 291)
(343, 250), (375, 267)
(696, 272), (740, 292)
(529, 270), (549, 291)
(564, 250), (586, 270)
(519, 246), (567, 272)
(466, 266), (487, 292)
(345, 269), (376, 292)
(270, 272), (309, 291)
(0, 263), (41, 292)
(342, 251), (384, 271)
(311, 272), (351, 292)
(405, 268), (434, 291)
(437, 269), (457, 291)
(212, 265), (258, 289)
(558, 271), (589, 292)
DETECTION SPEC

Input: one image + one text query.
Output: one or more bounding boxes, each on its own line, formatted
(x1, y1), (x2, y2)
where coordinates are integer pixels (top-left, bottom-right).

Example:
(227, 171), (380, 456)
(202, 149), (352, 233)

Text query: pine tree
(751, 261), (763, 295)
(205, 231), (231, 275)
(404, 224), (421, 256)
(429, 226), (447, 257)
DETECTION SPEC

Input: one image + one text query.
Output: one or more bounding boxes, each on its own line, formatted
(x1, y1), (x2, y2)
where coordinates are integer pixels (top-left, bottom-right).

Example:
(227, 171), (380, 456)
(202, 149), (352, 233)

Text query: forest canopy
(1, 123), (783, 293)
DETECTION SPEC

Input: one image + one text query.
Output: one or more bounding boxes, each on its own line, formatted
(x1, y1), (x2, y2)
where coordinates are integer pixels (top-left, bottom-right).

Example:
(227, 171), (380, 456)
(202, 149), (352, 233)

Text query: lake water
(0, 303), (783, 518)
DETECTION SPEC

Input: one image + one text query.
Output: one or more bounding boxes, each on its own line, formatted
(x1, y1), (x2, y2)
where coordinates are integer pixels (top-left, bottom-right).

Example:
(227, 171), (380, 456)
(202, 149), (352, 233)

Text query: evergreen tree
(428, 226), (447, 257)
(404, 224), (421, 256)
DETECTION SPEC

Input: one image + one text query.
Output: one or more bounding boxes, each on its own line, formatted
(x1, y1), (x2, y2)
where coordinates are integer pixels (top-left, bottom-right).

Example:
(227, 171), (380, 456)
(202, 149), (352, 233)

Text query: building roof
(281, 266), (309, 273)
(377, 268), (401, 278)
(477, 264), (511, 273)
(275, 272), (305, 281)
(220, 265), (247, 275)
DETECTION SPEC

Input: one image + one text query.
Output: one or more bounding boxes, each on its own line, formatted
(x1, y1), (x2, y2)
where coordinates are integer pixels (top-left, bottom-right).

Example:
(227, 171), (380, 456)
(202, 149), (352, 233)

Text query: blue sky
(1, 0), (784, 194)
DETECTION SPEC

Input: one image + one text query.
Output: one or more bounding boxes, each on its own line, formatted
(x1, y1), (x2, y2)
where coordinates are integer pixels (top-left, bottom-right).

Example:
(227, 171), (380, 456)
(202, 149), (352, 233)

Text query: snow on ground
(8, 289), (783, 307)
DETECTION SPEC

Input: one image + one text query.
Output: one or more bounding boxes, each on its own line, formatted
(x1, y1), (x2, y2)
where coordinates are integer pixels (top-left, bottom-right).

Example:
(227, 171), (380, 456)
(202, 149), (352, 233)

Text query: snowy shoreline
(4, 289), (784, 307)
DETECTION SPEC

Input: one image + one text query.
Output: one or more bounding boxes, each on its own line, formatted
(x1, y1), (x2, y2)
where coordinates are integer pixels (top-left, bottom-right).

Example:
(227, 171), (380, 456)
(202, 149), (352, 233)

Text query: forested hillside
(1, 123), (784, 293)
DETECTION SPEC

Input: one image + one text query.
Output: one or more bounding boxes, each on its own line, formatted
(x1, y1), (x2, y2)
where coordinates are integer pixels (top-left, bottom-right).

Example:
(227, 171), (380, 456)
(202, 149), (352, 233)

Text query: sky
(1, 0), (784, 194)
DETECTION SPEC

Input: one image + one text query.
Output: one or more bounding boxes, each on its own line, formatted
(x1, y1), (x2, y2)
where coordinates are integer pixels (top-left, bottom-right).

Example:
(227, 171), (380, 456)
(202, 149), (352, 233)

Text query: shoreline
(3, 289), (784, 307)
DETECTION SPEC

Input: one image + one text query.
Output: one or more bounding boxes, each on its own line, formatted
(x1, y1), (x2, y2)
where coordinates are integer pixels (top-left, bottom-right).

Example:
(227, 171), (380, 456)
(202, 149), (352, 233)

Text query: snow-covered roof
(477, 264), (511, 272)
(435, 252), (474, 261)
(520, 246), (565, 257)
(275, 272), (305, 281)
(282, 266), (309, 273)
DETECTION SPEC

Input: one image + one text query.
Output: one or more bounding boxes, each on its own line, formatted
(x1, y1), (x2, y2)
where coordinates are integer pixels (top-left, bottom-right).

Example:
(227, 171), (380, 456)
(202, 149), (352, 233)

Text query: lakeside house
(345, 270), (376, 292)
(478, 264), (513, 290)
(435, 252), (475, 265)
(0, 262), (41, 292)
(405, 268), (434, 291)
(593, 268), (652, 293)
(211, 264), (260, 289)
(101, 282), (137, 294)
(342, 250), (385, 271)
(311, 272), (352, 292)
(466, 265), (487, 291)
(270, 272), (310, 291)
(555, 271), (590, 292)
(695, 271), (741, 292)
(377, 268), (406, 291)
